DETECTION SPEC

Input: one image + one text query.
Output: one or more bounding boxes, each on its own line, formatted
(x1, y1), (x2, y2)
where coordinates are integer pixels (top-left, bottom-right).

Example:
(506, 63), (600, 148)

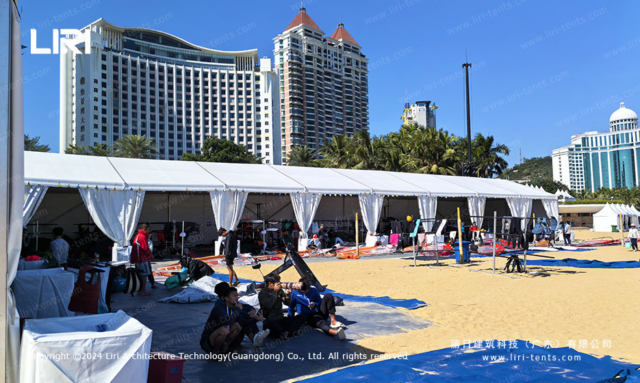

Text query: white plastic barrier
(365, 234), (388, 247)
(20, 310), (153, 383)
(12, 268), (75, 319)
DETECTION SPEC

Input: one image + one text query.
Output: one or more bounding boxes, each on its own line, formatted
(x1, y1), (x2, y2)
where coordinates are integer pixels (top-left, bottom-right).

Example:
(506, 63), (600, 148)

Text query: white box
(20, 310), (152, 383)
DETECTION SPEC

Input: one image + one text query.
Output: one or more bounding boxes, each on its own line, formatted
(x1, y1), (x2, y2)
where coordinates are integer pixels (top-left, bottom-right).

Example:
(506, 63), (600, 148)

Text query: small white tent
(593, 203), (631, 232)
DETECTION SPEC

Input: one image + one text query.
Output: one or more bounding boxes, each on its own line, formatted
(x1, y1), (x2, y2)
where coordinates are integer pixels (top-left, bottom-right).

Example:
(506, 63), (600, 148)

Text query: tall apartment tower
(60, 19), (281, 164)
(273, 8), (369, 162)
(401, 101), (436, 128)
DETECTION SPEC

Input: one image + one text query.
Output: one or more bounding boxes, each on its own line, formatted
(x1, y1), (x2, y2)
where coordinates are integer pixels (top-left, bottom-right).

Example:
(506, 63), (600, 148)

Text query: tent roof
(24, 152), (557, 199)
(25, 152), (125, 189)
(107, 157), (223, 191)
(594, 203), (639, 217)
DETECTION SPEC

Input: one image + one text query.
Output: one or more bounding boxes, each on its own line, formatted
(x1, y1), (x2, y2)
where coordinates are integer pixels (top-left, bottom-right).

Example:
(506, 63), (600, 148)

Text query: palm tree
(351, 130), (379, 170)
(287, 146), (317, 167)
(24, 135), (50, 152)
(65, 143), (112, 156)
(112, 135), (158, 159)
(320, 135), (352, 168)
(405, 126), (460, 175)
(472, 133), (510, 178)
(64, 144), (88, 155)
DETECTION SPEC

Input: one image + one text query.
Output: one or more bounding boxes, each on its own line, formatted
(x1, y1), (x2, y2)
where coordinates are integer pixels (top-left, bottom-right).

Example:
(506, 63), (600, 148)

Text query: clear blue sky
(19, 0), (639, 166)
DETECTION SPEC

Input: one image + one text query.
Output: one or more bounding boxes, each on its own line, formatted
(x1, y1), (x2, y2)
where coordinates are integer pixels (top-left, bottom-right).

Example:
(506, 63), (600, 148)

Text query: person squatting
(200, 276), (346, 358)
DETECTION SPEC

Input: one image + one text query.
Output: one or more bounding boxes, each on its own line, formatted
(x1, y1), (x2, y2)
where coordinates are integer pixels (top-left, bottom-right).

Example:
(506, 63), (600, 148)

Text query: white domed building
(553, 102), (640, 191)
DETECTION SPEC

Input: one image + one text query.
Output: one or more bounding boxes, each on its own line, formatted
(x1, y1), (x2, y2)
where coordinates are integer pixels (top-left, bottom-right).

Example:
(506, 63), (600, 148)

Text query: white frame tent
(593, 203), (640, 232)
(24, 152), (558, 258)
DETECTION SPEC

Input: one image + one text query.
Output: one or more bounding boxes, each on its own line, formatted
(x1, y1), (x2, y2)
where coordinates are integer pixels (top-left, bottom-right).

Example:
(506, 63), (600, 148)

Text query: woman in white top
(563, 222), (572, 246)
(628, 224), (638, 252)
(49, 227), (69, 269)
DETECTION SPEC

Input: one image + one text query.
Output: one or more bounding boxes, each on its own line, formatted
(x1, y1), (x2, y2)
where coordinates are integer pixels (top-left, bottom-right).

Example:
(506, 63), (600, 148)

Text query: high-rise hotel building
(553, 102), (640, 192)
(274, 8), (369, 161)
(60, 19), (281, 164)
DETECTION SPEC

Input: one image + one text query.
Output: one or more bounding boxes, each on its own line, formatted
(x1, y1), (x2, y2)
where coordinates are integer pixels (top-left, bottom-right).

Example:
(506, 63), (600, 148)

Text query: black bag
(124, 265), (144, 296)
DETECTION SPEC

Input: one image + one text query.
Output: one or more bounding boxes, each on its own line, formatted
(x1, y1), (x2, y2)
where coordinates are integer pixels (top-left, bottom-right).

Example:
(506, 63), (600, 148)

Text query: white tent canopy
(25, 152), (558, 200)
(593, 203), (639, 232)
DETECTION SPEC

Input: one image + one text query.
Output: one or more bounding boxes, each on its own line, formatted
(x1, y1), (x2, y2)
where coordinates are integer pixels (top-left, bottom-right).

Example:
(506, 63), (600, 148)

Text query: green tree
(319, 135), (352, 168)
(405, 126), (461, 175)
(500, 156), (552, 182)
(287, 146), (318, 167)
(112, 135), (158, 159)
(180, 137), (261, 163)
(526, 179), (569, 194)
(351, 130), (380, 170)
(64, 144), (88, 155)
(24, 135), (50, 152)
(65, 143), (112, 156)
(471, 133), (510, 178)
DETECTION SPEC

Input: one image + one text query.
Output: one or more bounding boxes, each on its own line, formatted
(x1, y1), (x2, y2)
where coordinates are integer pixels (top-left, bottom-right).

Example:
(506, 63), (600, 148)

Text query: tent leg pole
(435, 229), (439, 266)
(493, 211), (497, 274)
(457, 207), (463, 263)
(413, 235), (416, 267)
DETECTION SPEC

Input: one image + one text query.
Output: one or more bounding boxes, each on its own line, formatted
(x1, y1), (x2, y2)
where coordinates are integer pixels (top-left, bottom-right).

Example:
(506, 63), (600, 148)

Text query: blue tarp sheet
(302, 339), (638, 383)
(216, 274), (428, 310)
(323, 288), (427, 310)
(526, 258), (640, 269)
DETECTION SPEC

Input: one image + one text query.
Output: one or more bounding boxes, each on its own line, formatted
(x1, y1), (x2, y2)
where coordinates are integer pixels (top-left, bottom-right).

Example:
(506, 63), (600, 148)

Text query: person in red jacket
(131, 223), (153, 296)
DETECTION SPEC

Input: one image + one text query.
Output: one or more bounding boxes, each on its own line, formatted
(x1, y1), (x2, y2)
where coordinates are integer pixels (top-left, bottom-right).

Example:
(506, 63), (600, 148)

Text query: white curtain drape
(506, 197), (533, 230)
(6, 3), (26, 380)
(79, 189), (146, 261)
(358, 194), (385, 235)
(467, 196), (487, 229)
(541, 198), (559, 221)
(290, 193), (322, 239)
(417, 195), (437, 232)
(23, 185), (48, 226)
(209, 190), (248, 232)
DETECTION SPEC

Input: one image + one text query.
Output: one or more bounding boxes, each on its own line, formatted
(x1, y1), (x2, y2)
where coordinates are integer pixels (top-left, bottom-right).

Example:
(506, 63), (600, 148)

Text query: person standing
(219, 228), (241, 286)
(317, 224), (326, 249)
(130, 223), (153, 296)
(629, 224), (638, 252)
(49, 227), (70, 269)
(146, 229), (157, 289)
(563, 222), (572, 246)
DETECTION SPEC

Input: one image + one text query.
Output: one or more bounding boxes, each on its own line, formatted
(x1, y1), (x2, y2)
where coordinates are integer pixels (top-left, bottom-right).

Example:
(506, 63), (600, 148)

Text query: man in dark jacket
(200, 285), (269, 354)
(200, 286), (243, 354)
(317, 224), (326, 249)
(180, 256), (214, 284)
(219, 228), (241, 286)
(259, 275), (306, 340)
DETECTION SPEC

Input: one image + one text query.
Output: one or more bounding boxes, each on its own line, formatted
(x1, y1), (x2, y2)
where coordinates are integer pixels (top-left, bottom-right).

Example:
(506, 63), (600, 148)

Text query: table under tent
(24, 152), (558, 263)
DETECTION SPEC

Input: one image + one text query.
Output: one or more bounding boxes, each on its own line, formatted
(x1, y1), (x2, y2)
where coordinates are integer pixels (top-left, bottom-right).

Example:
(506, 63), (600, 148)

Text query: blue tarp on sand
(526, 258), (640, 269)
(215, 274), (428, 310)
(301, 339), (638, 383)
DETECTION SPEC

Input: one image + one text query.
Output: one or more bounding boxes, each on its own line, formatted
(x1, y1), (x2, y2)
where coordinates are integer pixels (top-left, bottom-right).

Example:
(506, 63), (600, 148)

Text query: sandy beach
(213, 228), (640, 364)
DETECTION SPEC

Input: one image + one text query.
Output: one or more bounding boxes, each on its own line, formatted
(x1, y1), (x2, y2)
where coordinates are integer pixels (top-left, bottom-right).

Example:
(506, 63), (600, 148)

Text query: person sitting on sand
(218, 282), (270, 348)
(289, 276), (346, 340)
(180, 256), (215, 284)
(200, 284), (269, 355)
(311, 234), (321, 249)
(259, 275), (306, 340)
